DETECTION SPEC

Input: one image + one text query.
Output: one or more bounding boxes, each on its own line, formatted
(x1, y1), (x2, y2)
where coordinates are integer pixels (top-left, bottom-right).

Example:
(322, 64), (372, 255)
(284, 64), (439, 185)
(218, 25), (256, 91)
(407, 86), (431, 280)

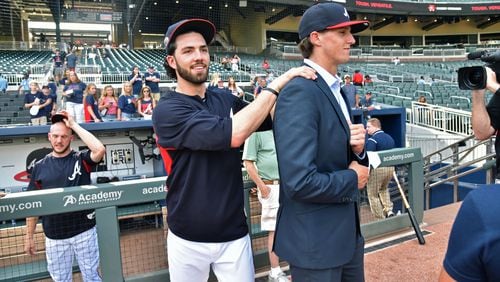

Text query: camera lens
(468, 69), (483, 86)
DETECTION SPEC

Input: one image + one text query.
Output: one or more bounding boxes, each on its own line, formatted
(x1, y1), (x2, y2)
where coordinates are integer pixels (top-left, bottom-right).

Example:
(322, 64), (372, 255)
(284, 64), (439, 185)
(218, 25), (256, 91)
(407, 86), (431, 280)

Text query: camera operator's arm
(472, 67), (500, 140)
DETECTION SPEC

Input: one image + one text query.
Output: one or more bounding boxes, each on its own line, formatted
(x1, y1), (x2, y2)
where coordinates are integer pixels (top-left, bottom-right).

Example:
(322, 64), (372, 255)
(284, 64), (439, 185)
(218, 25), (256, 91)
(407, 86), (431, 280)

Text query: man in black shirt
(24, 111), (105, 281)
(470, 67), (500, 182)
(153, 18), (316, 281)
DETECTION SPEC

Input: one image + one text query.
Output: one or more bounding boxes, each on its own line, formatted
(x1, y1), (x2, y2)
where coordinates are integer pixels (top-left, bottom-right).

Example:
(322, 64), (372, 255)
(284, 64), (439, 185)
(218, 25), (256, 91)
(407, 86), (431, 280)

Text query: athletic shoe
(386, 211), (395, 218)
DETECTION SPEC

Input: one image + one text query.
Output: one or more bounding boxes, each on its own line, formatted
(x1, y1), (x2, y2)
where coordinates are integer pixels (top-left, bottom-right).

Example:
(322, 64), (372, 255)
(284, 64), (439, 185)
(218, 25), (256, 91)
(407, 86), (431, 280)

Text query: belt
(262, 180), (279, 185)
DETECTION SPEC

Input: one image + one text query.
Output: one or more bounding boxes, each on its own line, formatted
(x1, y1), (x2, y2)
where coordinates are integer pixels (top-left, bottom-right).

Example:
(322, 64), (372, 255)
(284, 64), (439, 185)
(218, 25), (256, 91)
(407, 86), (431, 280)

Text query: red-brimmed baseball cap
(299, 3), (369, 40)
(164, 19), (216, 53)
(51, 111), (68, 124)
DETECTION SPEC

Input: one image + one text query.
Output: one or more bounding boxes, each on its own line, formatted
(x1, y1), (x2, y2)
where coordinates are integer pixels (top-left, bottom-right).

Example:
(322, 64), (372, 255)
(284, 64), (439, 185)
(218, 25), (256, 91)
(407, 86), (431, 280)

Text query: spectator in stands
(272, 3), (369, 281)
(243, 116), (288, 282)
(52, 49), (65, 77)
(254, 77), (267, 96)
(365, 118), (396, 220)
(24, 111), (105, 282)
(364, 74), (373, 86)
(62, 71), (86, 123)
(41, 85), (56, 121)
(417, 95), (427, 104)
(24, 81), (49, 125)
(18, 73), (31, 96)
(0, 73), (7, 94)
(144, 66), (161, 101)
(59, 69), (71, 86)
(83, 83), (102, 123)
(47, 77), (58, 96)
(221, 56), (231, 70)
(208, 72), (221, 89)
(154, 18), (315, 282)
(342, 74), (359, 109)
(360, 91), (376, 110)
(352, 69), (364, 86)
(65, 50), (78, 72)
(262, 58), (270, 71)
(117, 81), (136, 121)
(227, 76), (244, 98)
(128, 66), (143, 97)
(98, 85), (118, 121)
(417, 76), (426, 85)
(137, 86), (156, 119)
(231, 54), (241, 72)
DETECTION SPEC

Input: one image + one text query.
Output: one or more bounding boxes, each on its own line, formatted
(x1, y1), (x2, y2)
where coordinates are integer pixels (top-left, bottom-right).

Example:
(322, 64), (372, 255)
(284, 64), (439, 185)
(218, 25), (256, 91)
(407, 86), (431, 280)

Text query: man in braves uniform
(152, 18), (316, 282)
(24, 111), (105, 282)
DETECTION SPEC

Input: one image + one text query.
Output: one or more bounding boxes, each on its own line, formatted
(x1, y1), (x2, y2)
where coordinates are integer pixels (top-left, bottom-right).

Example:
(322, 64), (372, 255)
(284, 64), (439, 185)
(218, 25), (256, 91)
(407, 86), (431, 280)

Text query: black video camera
(458, 50), (500, 90)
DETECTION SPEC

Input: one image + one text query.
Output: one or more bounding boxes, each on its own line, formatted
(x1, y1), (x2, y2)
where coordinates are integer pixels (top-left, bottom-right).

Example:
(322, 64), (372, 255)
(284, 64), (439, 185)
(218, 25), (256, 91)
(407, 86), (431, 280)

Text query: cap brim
(166, 19), (215, 49)
(326, 20), (370, 34)
(51, 112), (68, 124)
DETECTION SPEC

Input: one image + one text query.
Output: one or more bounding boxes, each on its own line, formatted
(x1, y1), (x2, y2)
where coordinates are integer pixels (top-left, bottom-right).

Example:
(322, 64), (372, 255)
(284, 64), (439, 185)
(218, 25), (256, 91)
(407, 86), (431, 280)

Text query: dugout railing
(0, 147), (424, 282)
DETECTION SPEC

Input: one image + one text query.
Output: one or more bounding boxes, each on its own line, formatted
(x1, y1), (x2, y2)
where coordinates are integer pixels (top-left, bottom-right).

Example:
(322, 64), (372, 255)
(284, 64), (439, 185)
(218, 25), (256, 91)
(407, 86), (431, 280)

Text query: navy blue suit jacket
(273, 72), (365, 269)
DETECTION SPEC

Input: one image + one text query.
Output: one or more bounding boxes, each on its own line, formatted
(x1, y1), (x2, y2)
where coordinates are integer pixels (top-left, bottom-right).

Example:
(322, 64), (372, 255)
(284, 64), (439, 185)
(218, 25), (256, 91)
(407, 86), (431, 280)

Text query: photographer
(439, 66), (500, 282)
(471, 67), (500, 180)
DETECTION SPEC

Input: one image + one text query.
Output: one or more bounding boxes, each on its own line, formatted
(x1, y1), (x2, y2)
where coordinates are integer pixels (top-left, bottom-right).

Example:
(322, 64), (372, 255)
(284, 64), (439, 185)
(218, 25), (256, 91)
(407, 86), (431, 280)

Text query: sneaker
(268, 271), (289, 282)
(386, 211), (395, 218)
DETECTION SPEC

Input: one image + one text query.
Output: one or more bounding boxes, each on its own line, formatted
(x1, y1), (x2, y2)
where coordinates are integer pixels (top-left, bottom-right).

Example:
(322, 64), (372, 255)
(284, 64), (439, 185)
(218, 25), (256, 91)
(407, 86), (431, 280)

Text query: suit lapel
(313, 76), (350, 135)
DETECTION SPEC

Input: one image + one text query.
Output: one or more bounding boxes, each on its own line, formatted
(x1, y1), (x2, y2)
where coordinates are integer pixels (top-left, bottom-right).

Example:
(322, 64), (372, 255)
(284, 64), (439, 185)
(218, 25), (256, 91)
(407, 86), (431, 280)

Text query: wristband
(263, 87), (279, 97)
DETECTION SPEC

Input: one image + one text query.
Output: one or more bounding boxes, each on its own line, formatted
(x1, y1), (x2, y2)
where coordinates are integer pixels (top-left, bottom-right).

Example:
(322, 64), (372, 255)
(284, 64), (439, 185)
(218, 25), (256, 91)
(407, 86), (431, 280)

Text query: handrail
(422, 134), (496, 209)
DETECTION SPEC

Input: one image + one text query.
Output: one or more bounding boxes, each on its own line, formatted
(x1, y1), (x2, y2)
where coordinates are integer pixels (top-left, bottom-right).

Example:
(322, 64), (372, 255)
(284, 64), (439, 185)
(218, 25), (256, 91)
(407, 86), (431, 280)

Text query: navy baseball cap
(51, 111), (68, 124)
(299, 3), (369, 40)
(164, 19), (216, 52)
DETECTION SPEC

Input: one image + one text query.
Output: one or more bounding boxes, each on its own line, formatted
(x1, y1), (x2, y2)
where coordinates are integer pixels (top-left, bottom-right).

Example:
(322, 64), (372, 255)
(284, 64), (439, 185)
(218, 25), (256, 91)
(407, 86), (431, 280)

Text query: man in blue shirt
(152, 18), (316, 282)
(366, 118), (396, 219)
(0, 73), (7, 94)
(144, 66), (161, 101)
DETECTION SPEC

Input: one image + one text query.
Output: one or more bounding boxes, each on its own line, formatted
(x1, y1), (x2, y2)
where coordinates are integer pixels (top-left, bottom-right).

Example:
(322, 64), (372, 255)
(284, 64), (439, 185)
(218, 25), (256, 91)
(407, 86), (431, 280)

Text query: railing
(0, 148), (425, 281)
(421, 135), (496, 209)
(409, 102), (472, 136)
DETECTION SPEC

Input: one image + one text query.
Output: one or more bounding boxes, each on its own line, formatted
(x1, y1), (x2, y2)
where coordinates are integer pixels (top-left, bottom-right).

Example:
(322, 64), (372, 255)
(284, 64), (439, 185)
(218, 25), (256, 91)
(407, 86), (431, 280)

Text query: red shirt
(353, 72), (364, 85)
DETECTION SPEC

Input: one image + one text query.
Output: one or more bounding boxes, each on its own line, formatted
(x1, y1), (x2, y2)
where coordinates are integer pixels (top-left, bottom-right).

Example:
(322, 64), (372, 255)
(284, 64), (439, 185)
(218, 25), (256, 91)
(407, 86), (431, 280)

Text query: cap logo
(343, 8), (349, 18)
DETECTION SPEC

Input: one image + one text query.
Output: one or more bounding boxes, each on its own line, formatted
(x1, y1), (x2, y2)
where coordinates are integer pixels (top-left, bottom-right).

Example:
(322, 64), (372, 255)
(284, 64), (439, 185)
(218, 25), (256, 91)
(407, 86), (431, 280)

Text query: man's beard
(176, 60), (208, 85)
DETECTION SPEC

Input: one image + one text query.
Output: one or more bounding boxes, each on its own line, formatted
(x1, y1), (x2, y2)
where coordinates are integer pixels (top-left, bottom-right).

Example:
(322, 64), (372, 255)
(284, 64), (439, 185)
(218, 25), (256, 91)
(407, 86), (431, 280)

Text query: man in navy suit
(273, 3), (370, 281)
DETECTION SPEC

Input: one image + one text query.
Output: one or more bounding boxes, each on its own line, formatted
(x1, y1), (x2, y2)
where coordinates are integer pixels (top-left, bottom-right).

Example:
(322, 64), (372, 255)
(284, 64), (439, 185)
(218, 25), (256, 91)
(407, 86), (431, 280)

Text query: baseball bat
(392, 171), (426, 245)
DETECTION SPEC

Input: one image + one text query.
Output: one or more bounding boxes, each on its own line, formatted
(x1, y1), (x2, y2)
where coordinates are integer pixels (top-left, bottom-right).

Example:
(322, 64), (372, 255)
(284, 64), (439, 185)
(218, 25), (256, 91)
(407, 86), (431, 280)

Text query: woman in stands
(128, 66), (143, 97)
(137, 86), (156, 119)
(83, 83), (102, 123)
(62, 71), (86, 123)
(117, 81), (136, 121)
(98, 85), (118, 121)
(208, 72), (221, 89)
(227, 76), (244, 98)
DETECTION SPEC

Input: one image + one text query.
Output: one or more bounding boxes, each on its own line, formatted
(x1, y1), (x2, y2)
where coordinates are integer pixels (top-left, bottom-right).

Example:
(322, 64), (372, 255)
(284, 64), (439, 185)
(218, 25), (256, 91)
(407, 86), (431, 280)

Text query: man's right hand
(24, 236), (36, 256)
(349, 161), (369, 189)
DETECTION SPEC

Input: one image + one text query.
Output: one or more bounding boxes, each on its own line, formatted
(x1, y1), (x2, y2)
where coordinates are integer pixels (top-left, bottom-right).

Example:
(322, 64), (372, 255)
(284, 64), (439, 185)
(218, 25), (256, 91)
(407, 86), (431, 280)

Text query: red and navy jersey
(28, 150), (98, 239)
(153, 88), (271, 242)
